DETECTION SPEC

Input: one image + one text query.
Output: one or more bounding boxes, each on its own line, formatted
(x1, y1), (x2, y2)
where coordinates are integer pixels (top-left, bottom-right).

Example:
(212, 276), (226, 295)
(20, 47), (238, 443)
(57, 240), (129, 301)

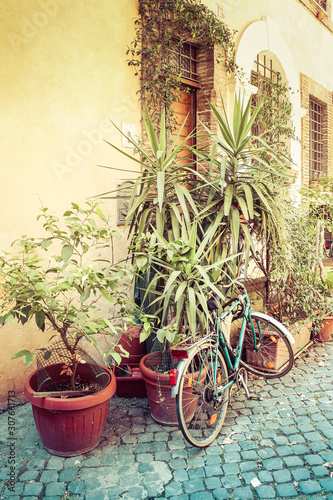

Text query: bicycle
(170, 281), (295, 448)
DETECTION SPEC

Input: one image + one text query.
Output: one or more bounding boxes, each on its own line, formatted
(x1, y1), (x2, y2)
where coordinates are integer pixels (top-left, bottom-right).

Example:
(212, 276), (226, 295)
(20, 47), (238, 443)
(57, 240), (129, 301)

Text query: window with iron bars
(251, 54), (280, 138)
(309, 98), (327, 179)
(170, 41), (199, 83)
(314, 0), (327, 11)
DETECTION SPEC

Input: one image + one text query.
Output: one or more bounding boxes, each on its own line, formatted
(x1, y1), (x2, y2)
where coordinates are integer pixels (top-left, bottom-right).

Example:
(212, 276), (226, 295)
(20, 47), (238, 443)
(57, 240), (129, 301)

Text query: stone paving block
(287, 433), (305, 443)
(165, 481), (183, 497)
(272, 469), (292, 483)
(232, 485), (253, 499)
(274, 436), (289, 445)
(291, 468), (311, 481)
(150, 441), (167, 452)
(320, 477), (333, 492)
(40, 469), (59, 482)
(183, 478), (204, 494)
(46, 457), (64, 470)
(262, 457), (283, 470)
(82, 457), (100, 467)
(222, 462), (240, 475)
(137, 432), (154, 443)
(223, 451), (241, 462)
(298, 479), (322, 495)
(18, 470), (39, 482)
(212, 488), (230, 500)
(173, 469), (188, 482)
(275, 482), (298, 497)
(205, 465), (223, 477)
(239, 441), (258, 451)
(68, 480), (85, 495)
(322, 450), (333, 461)
(312, 465), (330, 477)
(190, 493), (214, 499)
(155, 450), (172, 460)
(205, 476), (221, 489)
(309, 440), (327, 452)
(239, 461), (258, 472)
(283, 455), (304, 467)
(169, 458), (187, 470)
(258, 470), (273, 482)
(304, 431), (323, 441)
(304, 453), (324, 465)
(220, 474), (242, 489)
(257, 448), (276, 459)
(241, 450), (258, 460)
(291, 443), (309, 454)
(206, 455), (221, 466)
(256, 484), (276, 499)
(23, 482), (43, 496)
(188, 467), (205, 479)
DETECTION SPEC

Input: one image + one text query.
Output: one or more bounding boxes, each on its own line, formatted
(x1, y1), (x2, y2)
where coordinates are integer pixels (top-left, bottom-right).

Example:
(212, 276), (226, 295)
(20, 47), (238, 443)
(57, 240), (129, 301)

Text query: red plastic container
(24, 363), (116, 457)
(115, 363), (147, 398)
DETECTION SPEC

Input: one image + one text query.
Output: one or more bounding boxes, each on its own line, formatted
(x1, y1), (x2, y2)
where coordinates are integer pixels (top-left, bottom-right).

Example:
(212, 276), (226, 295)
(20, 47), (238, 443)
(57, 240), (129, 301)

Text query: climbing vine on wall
(126, 0), (236, 126)
(251, 73), (298, 167)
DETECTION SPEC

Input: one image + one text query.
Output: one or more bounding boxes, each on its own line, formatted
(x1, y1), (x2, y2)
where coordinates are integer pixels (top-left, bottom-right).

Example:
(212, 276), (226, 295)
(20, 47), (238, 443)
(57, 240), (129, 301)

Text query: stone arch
(235, 18), (306, 193)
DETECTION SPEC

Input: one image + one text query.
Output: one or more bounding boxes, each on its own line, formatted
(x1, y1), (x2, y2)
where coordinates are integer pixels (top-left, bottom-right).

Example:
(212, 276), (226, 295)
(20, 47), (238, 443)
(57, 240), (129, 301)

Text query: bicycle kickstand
(238, 372), (263, 402)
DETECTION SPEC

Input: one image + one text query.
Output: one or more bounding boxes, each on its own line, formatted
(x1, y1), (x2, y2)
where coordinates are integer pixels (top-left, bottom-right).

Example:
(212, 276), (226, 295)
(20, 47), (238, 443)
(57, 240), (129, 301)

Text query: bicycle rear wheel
(240, 313), (294, 378)
(176, 342), (229, 447)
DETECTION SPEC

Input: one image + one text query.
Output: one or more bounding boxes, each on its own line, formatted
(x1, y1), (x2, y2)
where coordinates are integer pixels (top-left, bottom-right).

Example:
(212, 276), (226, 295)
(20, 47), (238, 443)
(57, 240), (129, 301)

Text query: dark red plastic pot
(24, 363), (116, 457)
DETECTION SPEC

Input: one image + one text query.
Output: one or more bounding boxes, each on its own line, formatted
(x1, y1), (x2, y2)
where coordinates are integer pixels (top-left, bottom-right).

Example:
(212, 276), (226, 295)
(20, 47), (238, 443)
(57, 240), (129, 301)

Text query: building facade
(0, 0), (332, 405)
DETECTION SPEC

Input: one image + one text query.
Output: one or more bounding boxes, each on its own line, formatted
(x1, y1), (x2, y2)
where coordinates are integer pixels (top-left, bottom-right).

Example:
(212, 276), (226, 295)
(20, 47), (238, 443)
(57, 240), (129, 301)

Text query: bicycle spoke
(176, 342), (229, 447)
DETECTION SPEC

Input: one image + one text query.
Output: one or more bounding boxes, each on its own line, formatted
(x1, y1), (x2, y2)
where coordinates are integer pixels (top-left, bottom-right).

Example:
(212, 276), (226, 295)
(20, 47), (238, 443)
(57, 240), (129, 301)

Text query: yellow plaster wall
(0, 0), (140, 406)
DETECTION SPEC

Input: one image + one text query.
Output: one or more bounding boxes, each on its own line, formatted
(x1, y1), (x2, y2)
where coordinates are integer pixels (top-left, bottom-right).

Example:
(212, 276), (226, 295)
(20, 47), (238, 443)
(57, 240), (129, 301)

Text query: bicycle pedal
(248, 396), (263, 401)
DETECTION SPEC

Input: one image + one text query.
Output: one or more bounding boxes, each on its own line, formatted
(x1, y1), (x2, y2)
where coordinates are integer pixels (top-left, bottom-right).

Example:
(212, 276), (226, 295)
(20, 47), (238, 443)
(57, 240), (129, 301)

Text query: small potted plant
(0, 200), (134, 456)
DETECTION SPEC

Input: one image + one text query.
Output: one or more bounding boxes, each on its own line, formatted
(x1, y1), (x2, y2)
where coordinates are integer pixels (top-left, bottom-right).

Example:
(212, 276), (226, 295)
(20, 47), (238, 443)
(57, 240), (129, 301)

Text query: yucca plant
(99, 94), (287, 347)
(192, 93), (287, 278)
(134, 217), (236, 344)
(99, 107), (198, 240)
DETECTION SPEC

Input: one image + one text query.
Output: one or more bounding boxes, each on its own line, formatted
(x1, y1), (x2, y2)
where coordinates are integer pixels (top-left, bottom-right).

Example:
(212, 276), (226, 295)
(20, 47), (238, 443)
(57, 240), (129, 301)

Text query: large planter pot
(116, 324), (146, 364)
(317, 317), (333, 342)
(140, 352), (205, 426)
(24, 363), (116, 457)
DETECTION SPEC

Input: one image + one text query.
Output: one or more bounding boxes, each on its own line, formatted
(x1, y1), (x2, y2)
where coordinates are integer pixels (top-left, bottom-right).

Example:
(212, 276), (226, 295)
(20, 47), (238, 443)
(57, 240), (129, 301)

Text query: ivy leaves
(127, 0), (236, 125)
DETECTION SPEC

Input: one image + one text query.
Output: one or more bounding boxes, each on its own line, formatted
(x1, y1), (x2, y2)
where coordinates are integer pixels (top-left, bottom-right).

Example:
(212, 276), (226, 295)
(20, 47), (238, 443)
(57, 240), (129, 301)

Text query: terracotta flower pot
(116, 324), (146, 364)
(317, 317), (333, 342)
(140, 352), (205, 426)
(24, 363), (116, 456)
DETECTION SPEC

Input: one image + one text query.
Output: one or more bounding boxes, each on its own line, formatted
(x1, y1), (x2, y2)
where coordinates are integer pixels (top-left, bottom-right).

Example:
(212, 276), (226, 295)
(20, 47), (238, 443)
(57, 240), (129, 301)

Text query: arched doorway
(235, 18), (306, 195)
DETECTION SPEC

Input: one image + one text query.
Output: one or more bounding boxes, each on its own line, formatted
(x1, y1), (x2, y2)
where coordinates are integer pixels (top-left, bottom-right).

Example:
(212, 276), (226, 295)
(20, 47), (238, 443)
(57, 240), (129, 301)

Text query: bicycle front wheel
(176, 342), (229, 448)
(240, 313), (294, 379)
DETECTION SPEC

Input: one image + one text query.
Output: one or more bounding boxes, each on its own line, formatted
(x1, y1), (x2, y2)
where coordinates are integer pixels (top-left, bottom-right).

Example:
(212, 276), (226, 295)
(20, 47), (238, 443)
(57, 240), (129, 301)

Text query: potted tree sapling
(0, 200), (134, 456)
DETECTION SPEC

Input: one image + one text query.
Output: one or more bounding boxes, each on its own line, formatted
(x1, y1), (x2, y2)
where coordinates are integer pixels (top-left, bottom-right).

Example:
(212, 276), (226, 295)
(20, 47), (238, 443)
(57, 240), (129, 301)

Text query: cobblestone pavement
(1, 341), (333, 500)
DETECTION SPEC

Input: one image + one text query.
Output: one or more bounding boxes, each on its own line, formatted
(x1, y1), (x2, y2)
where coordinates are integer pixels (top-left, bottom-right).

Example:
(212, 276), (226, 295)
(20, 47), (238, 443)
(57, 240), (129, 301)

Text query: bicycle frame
(171, 288), (295, 398)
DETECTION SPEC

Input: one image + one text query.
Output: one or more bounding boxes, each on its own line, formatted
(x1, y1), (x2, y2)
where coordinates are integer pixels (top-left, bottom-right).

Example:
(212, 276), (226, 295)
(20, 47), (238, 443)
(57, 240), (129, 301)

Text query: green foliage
(101, 96), (287, 346)
(264, 198), (333, 333)
(192, 93), (287, 278)
(0, 201), (135, 379)
(127, 0), (236, 125)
